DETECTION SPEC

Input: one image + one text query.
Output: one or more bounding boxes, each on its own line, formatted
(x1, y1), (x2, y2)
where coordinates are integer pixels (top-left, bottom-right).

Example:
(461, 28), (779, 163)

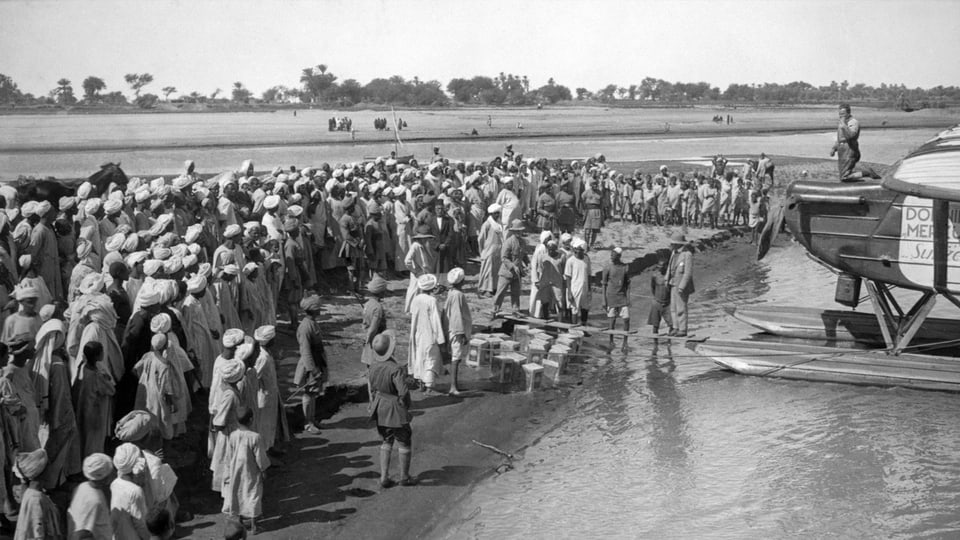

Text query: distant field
(2, 105), (956, 152)
(0, 106), (956, 179)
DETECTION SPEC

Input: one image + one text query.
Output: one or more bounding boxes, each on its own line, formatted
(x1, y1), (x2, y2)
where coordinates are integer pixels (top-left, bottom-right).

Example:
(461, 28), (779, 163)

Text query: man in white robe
(407, 274), (445, 394)
(477, 205), (503, 297)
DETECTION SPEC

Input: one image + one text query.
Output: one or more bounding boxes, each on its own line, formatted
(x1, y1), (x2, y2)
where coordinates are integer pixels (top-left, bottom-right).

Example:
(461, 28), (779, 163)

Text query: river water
(434, 242), (960, 540)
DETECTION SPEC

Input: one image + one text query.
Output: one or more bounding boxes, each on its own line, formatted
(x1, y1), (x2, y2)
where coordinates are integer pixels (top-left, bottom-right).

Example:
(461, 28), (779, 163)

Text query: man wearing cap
(67, 453), (114, 538)
(428, 199), (455, 275)
(494, 219), (528, 314)
(26, 200), (63, 302)
(3, 286), (41, 344)
(213, 224), (246, 278)
(364, 201), (388, 280)
(444, 268), (470, 395)
(368, 331), (417, 487)
(666, 232), (695, 337)
(556, 181), (577, 235)
(282, 219), (310, 327)
(296, 295), (327, 434)
(408, 274), (445, 394)
(218, 179), (242, 230)
(261, 195), (283, 243)
(477, 204), (503, 298)
(535, 183), (558, 234)
(602, 247), (631, 348)
(361, 276), (388, 399)
(581, 178), (604, 249)
(339, 196), (365, 294)
(830, 103), (861, 180)
(404, 225), (436, 313)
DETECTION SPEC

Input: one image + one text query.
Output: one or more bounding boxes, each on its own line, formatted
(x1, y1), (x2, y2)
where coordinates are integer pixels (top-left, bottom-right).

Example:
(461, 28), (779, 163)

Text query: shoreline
(176, 224), (753, 539)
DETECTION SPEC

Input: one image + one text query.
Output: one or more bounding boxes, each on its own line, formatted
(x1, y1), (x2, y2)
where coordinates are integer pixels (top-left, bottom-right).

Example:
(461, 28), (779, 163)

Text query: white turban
(113, 443), (141, 475)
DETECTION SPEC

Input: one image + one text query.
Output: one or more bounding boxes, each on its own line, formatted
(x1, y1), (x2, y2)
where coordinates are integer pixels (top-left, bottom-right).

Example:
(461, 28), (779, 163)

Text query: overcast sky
(2, 0), (959, 98)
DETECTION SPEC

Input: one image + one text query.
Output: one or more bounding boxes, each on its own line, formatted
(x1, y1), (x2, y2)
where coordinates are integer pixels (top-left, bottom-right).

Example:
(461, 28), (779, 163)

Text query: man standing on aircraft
(830, 103), (861, 180)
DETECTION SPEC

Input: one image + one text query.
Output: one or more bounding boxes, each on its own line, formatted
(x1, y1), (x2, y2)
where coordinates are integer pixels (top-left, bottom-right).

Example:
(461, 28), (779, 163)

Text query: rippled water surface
(435, 244), (960, 539)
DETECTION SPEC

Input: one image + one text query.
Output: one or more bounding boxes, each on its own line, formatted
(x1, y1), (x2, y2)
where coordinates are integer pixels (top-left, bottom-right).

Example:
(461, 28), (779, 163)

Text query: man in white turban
(181, 274), (219, 389)
(407, 274), (445, 394)
(253, 325), (289, 452)
(27, 198), (63, 301)
(111, 443), (150, 539)
(67, 453), (114, 538)
(79, 198), (105, 270)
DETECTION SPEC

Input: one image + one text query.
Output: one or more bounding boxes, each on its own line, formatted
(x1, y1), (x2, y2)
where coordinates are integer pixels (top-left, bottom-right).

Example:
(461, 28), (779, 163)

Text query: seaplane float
(694, 125), (960, 392)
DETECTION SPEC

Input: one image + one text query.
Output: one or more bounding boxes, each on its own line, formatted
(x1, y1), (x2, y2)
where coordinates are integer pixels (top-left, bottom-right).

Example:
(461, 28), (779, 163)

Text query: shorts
(450, 334), (468, 363)
(606, 305), (630, 319)
(377, 424), (412, 446)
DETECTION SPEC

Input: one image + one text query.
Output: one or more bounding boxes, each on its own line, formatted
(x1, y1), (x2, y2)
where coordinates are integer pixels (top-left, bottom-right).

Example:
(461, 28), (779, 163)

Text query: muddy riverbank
(174, 222), (758, 539)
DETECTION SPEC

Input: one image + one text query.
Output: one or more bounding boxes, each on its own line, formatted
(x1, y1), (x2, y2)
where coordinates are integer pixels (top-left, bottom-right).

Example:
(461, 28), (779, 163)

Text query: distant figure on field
(830, 103), (860, 180)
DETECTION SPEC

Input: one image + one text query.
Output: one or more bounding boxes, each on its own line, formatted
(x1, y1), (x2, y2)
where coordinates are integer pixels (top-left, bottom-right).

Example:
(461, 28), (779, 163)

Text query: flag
(391, 106), (403, 147)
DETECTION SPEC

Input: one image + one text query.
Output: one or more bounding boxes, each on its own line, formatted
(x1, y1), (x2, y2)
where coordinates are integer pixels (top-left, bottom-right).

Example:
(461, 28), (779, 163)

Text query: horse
(15, 162), (128, 206)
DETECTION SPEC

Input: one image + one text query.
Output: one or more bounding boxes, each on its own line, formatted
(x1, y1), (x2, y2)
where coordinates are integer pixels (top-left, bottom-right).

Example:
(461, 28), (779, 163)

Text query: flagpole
(391, 106), (403, 156)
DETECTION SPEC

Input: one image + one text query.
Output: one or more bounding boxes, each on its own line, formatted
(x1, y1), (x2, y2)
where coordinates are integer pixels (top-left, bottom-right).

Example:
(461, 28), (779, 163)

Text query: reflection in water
(435, 243), (960, 539)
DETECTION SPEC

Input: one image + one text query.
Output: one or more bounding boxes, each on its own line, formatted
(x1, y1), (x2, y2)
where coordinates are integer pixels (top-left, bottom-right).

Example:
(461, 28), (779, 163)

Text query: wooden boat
(695, 339), (960, 393)
(727, 305), (960, 345)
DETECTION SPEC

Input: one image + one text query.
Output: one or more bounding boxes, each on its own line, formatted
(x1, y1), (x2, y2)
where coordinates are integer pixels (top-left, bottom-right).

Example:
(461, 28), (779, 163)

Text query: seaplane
(696, 124), (960, 392)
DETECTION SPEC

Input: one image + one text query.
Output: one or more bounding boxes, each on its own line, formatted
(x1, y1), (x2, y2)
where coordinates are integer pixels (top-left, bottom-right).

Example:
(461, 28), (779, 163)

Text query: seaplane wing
(882, 124), (960, 202)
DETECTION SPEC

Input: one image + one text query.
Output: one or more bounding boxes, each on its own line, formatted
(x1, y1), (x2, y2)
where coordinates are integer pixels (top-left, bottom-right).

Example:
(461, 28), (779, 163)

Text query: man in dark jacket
(368, 331), (417, 488)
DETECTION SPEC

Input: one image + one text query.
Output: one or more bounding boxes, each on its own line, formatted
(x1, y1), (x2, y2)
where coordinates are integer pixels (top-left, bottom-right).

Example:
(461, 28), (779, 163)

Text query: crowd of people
(327, 116), (353, 132)
(0, 141), (773, 537)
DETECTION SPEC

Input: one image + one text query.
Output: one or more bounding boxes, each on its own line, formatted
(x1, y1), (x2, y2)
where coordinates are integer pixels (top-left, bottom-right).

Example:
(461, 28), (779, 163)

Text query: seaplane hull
(728, 305), (960, 345)
(698, 340), (960, 393)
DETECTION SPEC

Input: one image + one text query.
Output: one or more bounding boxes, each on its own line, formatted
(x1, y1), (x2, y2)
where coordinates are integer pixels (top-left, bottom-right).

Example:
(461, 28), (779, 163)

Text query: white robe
(403, 242), (435, 313)
(477, 217), (502, 294)
(407, 293), (445, 385)
(565, 254), (593, 311)
(221, 426), (268, 518)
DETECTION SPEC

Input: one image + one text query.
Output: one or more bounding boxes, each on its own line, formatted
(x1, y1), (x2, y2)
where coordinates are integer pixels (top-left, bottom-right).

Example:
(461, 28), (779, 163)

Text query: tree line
(2, 66), (959, 110)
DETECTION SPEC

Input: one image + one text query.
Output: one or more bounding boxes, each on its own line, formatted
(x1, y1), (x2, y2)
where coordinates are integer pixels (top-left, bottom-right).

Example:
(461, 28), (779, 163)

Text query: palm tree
(522, 75), (529, 92)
